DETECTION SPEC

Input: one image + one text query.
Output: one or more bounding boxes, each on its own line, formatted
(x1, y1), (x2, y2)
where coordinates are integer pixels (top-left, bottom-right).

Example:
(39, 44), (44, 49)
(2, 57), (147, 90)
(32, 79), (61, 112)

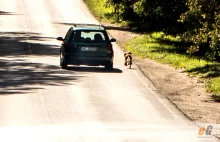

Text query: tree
(179, 0), (220, 59)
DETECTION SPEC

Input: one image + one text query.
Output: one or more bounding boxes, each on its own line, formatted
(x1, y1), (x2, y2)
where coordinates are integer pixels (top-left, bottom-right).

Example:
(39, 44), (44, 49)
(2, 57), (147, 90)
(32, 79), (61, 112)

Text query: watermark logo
(198, 124), (220, 138)
(198, 125), (213, 136)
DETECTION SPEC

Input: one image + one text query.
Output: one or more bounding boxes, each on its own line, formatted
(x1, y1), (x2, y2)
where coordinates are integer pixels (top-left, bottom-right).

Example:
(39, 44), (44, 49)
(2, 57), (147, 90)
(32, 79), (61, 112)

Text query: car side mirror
(57, 37), (64, 41)
(110, 38), (116, 42)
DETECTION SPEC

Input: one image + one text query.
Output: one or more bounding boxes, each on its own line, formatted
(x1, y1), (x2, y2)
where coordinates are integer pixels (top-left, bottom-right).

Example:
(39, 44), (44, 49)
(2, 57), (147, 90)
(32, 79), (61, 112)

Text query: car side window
(64, 28), (73, 40)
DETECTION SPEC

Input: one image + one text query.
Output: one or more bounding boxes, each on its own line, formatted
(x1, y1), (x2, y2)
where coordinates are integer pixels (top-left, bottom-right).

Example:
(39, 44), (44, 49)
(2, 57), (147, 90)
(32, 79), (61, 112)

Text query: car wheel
(60, 58), (63, 66)
(60, 50), (63, 66)
(61, 63), (68, 69)
(60, 51), (67, 69)
(105, 63), (113, 71)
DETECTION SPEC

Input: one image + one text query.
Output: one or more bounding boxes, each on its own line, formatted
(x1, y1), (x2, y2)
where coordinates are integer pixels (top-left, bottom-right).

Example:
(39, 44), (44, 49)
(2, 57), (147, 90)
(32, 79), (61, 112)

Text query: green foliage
(106, 0), (188, 34)
(208, 77), (220, 95)
(179, 0), (220, 60)
(133, 0), (147, 17)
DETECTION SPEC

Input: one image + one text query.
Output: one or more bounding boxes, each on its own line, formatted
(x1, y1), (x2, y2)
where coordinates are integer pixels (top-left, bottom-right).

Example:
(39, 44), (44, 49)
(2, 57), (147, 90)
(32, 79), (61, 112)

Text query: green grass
(83, 0), (114, 22)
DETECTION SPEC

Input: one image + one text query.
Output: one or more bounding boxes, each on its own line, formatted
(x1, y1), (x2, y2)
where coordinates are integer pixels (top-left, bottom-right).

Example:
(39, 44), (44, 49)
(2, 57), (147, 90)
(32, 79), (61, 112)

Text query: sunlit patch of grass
(83, 0), (114, 22)
(209, 78), (220, 102)
(208, 78), (220, 94)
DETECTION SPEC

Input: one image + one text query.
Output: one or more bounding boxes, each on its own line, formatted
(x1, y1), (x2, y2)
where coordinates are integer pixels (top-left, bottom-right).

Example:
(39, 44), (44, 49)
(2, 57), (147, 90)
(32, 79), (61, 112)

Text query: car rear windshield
(71, 30), (108, 42)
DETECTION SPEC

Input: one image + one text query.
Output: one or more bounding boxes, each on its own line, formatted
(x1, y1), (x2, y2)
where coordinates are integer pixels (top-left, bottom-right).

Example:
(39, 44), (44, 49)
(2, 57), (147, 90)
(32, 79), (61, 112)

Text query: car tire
(61, 63), (68, 69)
(105, 63), (113, 71)
(60, 50), (63, 66)
(60, 50), (67, 69)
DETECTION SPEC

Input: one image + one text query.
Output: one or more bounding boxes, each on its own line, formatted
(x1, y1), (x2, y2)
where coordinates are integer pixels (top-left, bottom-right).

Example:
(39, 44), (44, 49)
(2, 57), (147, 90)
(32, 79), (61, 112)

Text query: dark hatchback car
(57, 24), (116, 70)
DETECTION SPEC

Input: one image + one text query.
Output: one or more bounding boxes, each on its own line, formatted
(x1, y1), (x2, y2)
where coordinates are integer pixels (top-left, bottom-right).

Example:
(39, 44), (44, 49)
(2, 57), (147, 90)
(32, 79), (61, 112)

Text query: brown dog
(124, 52), (132, 68)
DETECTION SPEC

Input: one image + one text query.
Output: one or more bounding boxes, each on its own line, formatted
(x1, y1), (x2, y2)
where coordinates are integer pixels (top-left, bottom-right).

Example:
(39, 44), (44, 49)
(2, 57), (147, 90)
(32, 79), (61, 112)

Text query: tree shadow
(151, 43), (191, 55)
(103, 12), (166, 34)
(0, 11), (17, 15)
(141, 36), (191, 56)
(53, 22), (100, 27)
(54, 21), (161, 36)
(103, 20), (178, 34)
(202, 97), (220, 103)
(103, 25), (136, 32)
(0, 32), (59, 56)
(0, 58), (83, 95)
(54, 22), (137, 33)
(185, 64), (220, 79)
(125, 21), (164, 33)
(0, 31), (84, 95)
(211, 94), (220, 102)
(54, 22), (75, 26)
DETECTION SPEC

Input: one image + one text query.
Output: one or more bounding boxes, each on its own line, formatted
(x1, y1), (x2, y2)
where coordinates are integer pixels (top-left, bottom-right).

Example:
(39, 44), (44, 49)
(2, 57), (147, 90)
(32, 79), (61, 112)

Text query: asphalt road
(0, 0), (219, 141)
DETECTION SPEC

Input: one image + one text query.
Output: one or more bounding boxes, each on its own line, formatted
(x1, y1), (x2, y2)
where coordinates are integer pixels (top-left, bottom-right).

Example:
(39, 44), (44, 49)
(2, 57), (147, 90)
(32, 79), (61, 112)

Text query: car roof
(72, 24), (105, 31)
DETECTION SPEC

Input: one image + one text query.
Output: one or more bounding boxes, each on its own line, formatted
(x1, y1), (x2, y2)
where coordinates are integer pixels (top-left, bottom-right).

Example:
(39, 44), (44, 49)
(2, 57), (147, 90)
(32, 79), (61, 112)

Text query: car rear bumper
(63, 55), (113, 66)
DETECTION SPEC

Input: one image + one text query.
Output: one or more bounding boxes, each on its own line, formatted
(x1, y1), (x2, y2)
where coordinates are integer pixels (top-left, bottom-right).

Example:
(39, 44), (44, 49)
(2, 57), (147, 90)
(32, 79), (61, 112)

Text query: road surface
(0, 0), (219, 141)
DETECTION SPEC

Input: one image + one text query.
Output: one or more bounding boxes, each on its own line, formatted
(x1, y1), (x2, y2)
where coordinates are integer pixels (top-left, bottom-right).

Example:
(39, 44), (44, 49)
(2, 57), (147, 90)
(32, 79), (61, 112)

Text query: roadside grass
(83, 0), (220, 101)
(83, 0), (114, 23)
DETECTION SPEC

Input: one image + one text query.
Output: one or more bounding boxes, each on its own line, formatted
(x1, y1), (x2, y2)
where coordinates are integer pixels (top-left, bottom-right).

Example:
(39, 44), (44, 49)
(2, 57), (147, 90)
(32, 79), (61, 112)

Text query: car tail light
(108, 43), (113, 53)
(65, 42), (70, 52)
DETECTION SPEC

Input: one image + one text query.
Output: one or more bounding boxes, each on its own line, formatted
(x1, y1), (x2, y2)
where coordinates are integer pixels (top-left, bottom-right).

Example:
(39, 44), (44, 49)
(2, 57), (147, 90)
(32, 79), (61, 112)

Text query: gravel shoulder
(103, 22), (220, 124)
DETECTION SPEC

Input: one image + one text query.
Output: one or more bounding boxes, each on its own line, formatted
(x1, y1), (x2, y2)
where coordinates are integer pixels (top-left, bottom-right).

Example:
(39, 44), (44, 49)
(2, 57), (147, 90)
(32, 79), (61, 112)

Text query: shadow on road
(54, 22), (132, 33)
(67, 66), (123, 73)
(0, 59), (83, 95)
(0, 11), (17, 15)
(54, 22), (98, 26)
(0, 32), (59, 56)
(0, 32), (83, 95)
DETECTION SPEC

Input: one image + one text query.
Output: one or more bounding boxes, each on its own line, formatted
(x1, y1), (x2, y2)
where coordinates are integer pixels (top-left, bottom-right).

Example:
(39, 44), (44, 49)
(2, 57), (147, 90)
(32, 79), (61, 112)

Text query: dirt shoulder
(103, 22), (220, 124)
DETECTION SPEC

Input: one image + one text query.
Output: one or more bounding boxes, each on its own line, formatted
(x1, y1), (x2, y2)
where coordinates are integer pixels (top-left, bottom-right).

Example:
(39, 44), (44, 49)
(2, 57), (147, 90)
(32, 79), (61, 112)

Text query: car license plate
(81, 47), (97, 51)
